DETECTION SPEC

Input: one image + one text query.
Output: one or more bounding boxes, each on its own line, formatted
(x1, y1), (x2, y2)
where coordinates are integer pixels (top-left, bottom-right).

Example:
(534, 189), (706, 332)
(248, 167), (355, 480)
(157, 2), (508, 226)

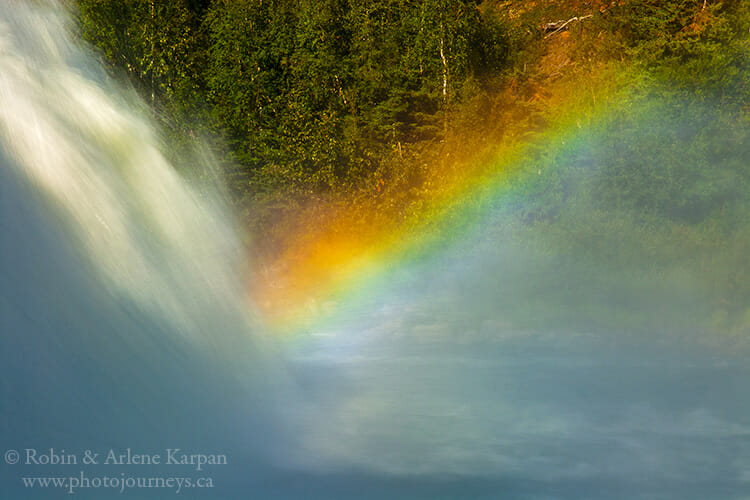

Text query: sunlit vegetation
(73, 0), (749, 332)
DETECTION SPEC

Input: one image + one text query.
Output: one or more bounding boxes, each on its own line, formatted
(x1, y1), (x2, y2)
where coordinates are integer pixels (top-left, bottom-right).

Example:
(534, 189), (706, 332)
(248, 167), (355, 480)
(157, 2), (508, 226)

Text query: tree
(76, 0), (202, 107)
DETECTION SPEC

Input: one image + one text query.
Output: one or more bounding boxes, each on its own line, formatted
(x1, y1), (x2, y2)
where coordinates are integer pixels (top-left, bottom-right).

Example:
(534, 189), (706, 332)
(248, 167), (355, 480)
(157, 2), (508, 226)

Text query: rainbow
(248, 63), (699, 336)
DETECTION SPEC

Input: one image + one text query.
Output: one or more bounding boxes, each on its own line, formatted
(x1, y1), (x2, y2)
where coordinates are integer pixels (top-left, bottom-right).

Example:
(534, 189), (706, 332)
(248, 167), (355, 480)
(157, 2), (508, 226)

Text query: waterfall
(0, 3), (285, 495)
(1, 2), (748, 499)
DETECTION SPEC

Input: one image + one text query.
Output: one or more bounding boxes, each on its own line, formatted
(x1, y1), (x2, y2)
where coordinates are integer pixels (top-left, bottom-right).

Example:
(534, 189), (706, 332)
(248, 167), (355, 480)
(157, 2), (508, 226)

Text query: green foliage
(476, 92), (750, 333)
(73, 0), (749, 259)
(75, 0), (204, 106)
(605, 0), (749, 99)
(202, 0), (508, 194)
(74, 0), (215, 173)
(71, 0), (749, 331)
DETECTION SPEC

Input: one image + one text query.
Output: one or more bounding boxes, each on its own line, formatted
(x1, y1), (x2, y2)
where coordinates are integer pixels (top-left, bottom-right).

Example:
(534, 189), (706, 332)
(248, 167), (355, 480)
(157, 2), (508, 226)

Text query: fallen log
(543, 14), (593, 37)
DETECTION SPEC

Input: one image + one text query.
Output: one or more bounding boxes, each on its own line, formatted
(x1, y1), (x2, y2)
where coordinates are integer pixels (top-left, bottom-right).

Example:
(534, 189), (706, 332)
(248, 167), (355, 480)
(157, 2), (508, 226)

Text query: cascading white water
(0, 4), (286, 497)
(0, 1), (252, 343)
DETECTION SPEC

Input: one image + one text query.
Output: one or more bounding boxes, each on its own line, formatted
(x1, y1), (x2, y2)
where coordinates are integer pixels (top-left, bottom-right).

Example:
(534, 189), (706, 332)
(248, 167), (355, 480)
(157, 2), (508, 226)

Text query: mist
(1, 2), (748, 499)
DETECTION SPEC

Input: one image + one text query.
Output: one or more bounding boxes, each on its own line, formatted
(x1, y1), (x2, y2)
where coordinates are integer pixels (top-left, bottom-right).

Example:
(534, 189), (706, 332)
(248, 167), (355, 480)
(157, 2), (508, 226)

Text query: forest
(5, 3), (750, 497)
(72, 0), (749, 330)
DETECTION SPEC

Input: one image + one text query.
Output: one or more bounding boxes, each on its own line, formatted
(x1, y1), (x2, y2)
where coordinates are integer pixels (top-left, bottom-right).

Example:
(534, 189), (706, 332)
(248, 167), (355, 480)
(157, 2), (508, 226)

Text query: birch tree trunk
(439, 23), (448, 134)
